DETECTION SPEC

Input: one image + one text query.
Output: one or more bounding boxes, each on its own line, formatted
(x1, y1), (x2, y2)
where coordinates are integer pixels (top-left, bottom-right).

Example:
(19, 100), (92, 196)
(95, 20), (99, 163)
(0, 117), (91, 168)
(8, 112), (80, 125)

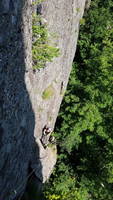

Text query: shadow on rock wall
(0, 0), (42, 199)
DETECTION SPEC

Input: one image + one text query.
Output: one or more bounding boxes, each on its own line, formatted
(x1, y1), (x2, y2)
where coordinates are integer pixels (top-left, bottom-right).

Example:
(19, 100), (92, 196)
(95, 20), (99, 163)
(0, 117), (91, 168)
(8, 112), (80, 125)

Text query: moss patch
(42, 85), (54, 100)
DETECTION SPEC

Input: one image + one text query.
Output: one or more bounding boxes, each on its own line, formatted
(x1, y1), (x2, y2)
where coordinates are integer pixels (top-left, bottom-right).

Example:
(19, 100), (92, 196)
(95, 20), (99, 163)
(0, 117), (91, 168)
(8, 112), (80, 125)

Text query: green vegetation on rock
(42, 85), (54, 100)
(32, 15), (60, 69)
(32, 0), (44, 5)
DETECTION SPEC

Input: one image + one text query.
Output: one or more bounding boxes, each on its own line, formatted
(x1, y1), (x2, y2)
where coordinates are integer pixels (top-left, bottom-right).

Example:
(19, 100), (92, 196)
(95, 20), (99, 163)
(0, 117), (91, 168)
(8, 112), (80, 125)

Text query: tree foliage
(44, 0), (113, 199)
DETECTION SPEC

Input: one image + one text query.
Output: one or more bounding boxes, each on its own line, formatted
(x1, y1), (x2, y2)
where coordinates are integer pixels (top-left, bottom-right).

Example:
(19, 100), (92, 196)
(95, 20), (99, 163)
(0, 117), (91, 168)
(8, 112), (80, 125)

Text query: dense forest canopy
(43, 0), (113, 199)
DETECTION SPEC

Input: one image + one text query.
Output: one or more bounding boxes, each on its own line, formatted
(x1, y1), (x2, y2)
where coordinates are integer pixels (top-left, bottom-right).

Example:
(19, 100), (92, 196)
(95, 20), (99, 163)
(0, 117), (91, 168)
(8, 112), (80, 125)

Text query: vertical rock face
(0, 0), (87, 198)
(0, 0), (37, 199)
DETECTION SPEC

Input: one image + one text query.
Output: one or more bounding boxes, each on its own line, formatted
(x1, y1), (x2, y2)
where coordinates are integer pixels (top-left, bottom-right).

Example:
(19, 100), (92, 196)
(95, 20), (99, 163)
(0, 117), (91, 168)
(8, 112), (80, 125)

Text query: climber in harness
(40, 125), (52, 148)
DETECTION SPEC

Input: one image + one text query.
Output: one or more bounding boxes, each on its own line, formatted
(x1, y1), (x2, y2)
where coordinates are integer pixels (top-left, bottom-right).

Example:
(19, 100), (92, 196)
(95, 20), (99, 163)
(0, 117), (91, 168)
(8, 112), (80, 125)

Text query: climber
(43, 125), (52, 136)
(40, 125), (52, 148)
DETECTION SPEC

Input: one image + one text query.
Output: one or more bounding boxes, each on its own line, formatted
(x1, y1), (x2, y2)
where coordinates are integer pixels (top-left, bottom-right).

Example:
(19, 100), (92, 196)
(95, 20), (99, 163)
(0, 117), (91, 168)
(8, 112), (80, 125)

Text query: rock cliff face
(0, 0), (88, 199)
(32, 0), (86, 137)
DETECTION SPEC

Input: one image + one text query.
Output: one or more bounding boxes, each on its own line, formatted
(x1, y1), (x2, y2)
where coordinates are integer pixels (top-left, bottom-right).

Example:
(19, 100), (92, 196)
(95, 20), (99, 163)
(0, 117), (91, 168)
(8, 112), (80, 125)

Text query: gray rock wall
(0, 0), (87, 199)
(31, 0), (86, 137)
(0, 0), (37, 199)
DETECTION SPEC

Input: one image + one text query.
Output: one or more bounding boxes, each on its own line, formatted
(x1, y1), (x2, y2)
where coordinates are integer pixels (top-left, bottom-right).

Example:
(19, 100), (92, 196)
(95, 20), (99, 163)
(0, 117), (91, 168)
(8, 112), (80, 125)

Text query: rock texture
(0, 0), (35, 199)
(32, 0), (87, 137)
(0, 0), (87, 199)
